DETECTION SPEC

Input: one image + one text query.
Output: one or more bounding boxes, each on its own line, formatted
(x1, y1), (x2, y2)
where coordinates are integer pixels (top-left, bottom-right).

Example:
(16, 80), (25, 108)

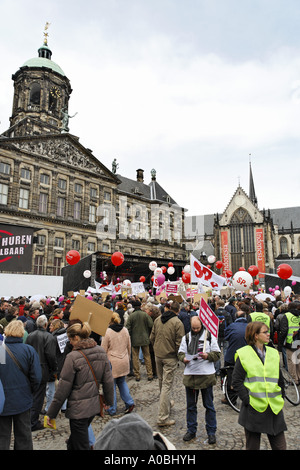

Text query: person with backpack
(178, 315), (220, 444)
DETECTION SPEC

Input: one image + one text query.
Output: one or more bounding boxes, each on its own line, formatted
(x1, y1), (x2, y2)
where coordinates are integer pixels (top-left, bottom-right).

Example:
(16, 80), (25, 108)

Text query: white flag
(190, 254), (225, 290)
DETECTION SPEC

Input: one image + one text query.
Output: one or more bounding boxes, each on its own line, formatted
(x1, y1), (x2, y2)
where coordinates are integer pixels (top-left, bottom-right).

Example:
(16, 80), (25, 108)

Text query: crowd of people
(0, 288), (299, 450)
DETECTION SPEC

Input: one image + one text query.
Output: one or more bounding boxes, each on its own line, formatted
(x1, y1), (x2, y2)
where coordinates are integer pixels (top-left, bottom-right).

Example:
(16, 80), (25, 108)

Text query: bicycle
(281, 367), (300, 406)
(220, 366), (241, 413)
(220, 365), (300, 413)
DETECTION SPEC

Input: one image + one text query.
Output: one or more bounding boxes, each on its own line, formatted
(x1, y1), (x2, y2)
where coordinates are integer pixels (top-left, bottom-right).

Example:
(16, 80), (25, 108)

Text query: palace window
(19, 188), (29, 209)
(0, 162), (10, 175)
(40, 173), (50, 185)
(57, 197), (65, 217)
(53, 257), (61, 276)
(29, 83), (41, 105)
(34, 255), (44, 275)
(39, 193), (48, 213)
(21, 168), (31, 180)
(74, 201), (81, 220)
(0, 184), (8, 205)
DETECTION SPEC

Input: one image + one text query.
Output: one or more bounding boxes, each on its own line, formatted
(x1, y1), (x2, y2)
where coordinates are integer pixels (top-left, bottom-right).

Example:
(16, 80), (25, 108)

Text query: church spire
(249, 157), (257, 206)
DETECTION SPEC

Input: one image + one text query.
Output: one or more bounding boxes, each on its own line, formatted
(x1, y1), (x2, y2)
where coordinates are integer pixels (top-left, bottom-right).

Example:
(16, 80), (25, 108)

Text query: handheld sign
(199, 297), (220, 352)
(69, 295), (112, 336)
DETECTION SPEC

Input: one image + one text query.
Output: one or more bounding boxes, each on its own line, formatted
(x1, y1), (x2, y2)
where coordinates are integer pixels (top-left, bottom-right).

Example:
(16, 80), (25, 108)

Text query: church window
(229, 208), (255, 273)
(280, 237), (288, 255)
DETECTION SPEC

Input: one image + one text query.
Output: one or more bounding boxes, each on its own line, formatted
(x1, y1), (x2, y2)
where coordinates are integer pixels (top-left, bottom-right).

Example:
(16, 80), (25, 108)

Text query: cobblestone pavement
(29, 361), (300, 451)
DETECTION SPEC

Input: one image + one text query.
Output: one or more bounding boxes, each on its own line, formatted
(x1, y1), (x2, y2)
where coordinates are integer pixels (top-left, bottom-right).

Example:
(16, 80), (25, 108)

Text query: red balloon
(215, 261), (223, 269)
(248, 265), (259, 276)
(225, 270), (233, 277)
(161, 266), (167, 273)
(139, 276), (146, 283)
(239, 267), (246, 271)
(254, 279), (260, 285)
(66, 250), (80, 265)
(182, 273), (191, 283)
(111, 251), (124, 266)
(277, 264), (293, 280)
(168, 262), (173, 267)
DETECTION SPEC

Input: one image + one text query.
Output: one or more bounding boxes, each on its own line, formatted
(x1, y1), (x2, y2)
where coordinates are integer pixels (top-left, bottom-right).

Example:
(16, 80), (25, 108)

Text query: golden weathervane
(43, 22), (51, 45)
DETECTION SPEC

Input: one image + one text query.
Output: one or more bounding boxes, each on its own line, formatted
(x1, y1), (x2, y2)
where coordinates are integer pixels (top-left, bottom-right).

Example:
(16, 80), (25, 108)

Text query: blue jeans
(108, 376), (134, 415)
(185, 386), (217, 436)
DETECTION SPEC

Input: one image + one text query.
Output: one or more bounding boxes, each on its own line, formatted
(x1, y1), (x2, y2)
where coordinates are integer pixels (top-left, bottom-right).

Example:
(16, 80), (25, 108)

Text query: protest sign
(70, 294), (112, 336)
(199, 297), (219, 339)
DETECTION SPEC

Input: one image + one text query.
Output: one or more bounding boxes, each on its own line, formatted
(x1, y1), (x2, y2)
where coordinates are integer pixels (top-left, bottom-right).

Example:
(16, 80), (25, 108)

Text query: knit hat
(94, 414), (155, 450)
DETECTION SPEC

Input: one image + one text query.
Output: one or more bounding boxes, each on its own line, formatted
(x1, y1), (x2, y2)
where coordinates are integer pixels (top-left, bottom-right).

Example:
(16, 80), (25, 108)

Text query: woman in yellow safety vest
(232, 321), (287, 450)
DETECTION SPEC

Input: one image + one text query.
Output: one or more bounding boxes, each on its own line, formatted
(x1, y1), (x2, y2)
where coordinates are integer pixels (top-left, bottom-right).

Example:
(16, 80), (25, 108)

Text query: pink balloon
(292, 281), (297, 286)
(87, 295), (93, 300)
(157, 274), (166, 286)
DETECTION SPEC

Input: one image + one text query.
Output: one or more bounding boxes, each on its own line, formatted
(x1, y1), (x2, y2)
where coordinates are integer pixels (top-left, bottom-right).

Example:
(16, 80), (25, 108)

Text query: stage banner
(0, 224), (34, 272)
(255, 228), (266, 278)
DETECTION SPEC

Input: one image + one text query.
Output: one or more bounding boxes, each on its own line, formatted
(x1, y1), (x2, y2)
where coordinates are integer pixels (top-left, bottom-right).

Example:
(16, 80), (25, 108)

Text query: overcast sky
(1, 0), (300, 216)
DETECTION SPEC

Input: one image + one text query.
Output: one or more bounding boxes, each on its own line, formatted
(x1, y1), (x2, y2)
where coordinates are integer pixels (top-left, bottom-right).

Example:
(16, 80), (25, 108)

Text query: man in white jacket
(178, 315), (220, 444)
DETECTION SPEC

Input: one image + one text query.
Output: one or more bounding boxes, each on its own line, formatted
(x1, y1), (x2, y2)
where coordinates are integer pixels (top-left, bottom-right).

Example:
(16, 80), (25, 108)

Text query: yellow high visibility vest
(250, 311), (270, 328)
(235, 345), (284, 414)
(285, 312), (300, 345)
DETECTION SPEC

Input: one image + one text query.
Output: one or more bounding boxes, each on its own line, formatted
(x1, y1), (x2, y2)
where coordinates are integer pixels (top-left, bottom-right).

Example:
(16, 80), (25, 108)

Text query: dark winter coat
(47, 338), (114, 420)
(0, 337), (42, 416)
(224, 317), (247, 364)
(26, 327), (57, 383)
(52, 326), (69, 378)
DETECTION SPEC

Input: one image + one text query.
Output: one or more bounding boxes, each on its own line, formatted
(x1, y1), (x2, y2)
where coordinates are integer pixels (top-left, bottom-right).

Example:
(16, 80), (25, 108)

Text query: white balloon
(183, 265), (191, 273)
(274, 290), (281, 297)
(154, 267), (163, 277)
(123, 279), (131, 287)
(149, 261), (157, 271)
(284, 286), (292, 297)
(167, 266), (175, 275)
(232, 271), (253, 292)
(83, 270), (91, 278)
(207, 255), (216, 264)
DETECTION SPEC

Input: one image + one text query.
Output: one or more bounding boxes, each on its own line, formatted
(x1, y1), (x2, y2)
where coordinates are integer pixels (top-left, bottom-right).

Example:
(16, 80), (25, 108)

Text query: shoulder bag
(78, 350), (105, 417)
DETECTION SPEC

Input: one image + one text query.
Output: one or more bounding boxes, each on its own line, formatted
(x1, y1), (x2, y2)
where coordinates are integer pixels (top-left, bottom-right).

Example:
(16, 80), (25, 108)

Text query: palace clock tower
(4, 23), (72, 138)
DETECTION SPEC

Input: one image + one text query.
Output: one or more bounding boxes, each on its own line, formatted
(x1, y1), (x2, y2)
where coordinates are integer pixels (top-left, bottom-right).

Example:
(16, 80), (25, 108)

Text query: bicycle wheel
(281, 368), (300, 406)
(223, 375), (242, 413)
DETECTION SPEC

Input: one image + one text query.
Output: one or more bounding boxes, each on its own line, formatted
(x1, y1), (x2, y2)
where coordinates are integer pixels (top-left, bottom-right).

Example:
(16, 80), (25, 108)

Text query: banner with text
(256, 228), (265, 278)
(0, 224), (34, 272)
(221, 231), (230, 275)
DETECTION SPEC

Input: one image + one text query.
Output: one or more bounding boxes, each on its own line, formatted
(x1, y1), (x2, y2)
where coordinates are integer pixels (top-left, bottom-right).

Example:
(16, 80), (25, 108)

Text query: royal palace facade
(1, 30), (299, 291)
